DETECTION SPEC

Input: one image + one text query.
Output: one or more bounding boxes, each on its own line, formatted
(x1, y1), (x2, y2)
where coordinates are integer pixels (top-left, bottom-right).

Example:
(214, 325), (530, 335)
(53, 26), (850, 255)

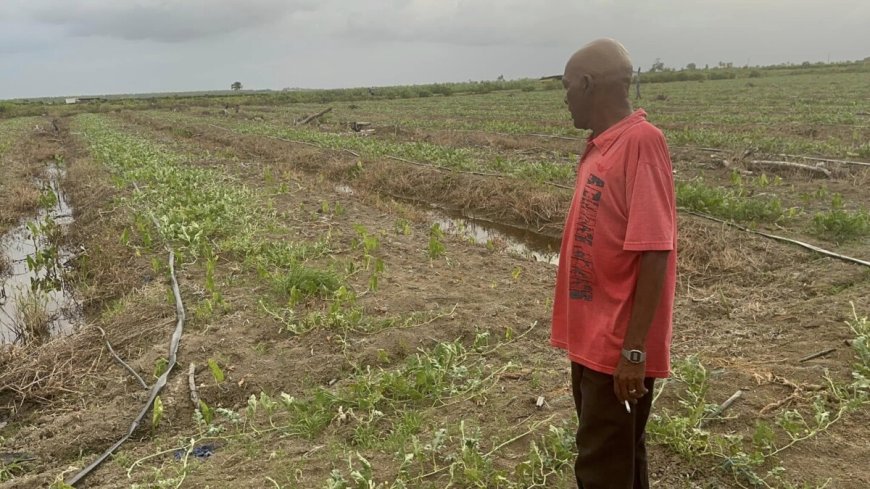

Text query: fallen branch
(296, 107), (332, 125)
(96, 326), (147, 390)
(706, 390), (743, 422)
(682, 210), (870, 268)
(66, 251), (187, 487)
(775, 153), (870, 168)
(798, 348), (837, 363)
(188, 362), (200, 408)
(748, 160), (832, 179)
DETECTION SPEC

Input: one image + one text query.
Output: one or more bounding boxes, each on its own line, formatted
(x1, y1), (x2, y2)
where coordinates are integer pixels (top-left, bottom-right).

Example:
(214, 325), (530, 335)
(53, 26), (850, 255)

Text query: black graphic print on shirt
(569, 173), (605, 301)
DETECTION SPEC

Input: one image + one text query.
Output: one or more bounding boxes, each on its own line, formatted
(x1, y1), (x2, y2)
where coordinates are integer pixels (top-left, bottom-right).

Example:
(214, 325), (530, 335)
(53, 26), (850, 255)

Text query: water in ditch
(0, 165), (81, 344)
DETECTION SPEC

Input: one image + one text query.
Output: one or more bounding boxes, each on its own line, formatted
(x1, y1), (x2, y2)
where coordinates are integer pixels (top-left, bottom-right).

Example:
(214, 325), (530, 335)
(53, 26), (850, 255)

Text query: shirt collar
(588, 109), (647, 156)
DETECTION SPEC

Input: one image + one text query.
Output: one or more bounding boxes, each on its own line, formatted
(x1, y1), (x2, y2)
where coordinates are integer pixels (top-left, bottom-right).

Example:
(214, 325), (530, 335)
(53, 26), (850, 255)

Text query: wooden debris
(296, 107), (332, 125)
(188, 362), (200, 408)
(798, 348), (836, 363)
(711, 390), (743, 418)
(96, 326), (147, 390)
(748, 160), (832, 178)
(775, 153), (870, 168)
(351, 121), (372, 132)
(535, 396), (546, 409)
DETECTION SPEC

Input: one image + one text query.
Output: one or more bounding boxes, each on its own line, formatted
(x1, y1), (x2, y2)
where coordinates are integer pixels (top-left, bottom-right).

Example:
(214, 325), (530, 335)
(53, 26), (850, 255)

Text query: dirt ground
(0, 111), (868, 488)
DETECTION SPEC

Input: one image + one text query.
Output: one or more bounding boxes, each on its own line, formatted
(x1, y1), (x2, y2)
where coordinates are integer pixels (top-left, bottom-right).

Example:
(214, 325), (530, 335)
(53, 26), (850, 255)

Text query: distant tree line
(0, 60), (866, 119)
(637, 59), (868, 84)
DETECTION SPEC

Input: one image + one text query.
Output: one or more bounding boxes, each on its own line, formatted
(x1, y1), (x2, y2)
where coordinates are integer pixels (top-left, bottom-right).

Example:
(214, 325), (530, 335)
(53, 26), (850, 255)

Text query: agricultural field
(0, 69), (868, 488)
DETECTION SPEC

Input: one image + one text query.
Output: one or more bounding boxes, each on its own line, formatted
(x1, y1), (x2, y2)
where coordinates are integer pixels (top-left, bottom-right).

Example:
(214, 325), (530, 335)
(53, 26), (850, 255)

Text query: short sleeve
(623, 132), (676, 251)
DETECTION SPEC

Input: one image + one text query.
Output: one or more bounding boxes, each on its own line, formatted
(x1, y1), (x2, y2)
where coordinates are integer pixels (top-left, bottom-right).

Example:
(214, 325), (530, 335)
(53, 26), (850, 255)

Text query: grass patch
(676, 179), (788, 222)
(11, 290), (51, 345)
(270, 265), (341, 300)
(810, 196), (870, 242)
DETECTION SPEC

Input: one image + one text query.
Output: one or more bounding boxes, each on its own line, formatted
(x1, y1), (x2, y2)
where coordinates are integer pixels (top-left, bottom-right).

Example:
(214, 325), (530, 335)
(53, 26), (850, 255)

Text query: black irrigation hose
(682, 209), (870, 268)
(66, 251), (186, 486)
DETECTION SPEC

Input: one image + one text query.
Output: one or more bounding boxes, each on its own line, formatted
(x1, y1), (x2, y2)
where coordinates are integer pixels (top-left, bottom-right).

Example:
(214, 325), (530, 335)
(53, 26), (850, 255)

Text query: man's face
(563, 71), (591, 130)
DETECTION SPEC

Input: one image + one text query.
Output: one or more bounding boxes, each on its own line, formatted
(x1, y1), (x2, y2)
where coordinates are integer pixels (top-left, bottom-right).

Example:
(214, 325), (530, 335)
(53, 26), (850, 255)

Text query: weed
(271, 265), (341, 302)
(648, 318), (869, 489)
(37, 186), (58, 209)
(394, 219), (412, 236)
(153, 358), (168, 379)
(151, 396), (164, 430)
(24, 216), (64, 293)
(846, 304), (869, 392)
(428, 223), (446, 259)
(810, 196), (870, 241)
(0, 461), (26, 482)
(208, 359), (225, 383)
(12, 290), (51, 345)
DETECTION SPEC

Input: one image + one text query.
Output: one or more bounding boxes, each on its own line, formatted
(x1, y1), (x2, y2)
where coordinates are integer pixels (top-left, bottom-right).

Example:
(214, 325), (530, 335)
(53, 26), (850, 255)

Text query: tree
(650, 58), (665, 72)
(686, 63), (697, 70)
(231, 81), (242, 91)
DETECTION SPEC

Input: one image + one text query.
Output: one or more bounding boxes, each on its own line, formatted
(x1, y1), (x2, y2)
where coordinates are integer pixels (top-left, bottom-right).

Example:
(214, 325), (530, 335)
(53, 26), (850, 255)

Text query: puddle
(0, 165), (81, 344)
(430, 210), (561, 265)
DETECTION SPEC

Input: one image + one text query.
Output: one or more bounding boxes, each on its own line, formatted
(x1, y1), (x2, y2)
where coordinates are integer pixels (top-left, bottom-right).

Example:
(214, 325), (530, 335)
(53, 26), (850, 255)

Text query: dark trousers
(571, 362), (655, 489)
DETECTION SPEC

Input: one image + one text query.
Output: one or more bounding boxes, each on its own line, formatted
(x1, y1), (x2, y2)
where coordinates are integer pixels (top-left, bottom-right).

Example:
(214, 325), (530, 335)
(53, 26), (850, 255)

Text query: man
(550, 39), (677, 489)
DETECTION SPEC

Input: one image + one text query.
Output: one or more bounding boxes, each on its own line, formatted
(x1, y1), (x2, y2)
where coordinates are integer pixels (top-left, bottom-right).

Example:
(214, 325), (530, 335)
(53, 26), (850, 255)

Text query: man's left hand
(613, 357), (648, 403)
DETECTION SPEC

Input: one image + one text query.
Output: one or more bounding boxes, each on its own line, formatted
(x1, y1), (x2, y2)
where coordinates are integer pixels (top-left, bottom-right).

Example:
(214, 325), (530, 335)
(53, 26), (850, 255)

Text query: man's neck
(590, 103), (633, 139)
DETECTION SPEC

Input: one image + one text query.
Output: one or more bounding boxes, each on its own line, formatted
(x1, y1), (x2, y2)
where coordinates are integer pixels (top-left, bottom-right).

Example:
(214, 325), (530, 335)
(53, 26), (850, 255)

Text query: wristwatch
(622, 348), (646, 364)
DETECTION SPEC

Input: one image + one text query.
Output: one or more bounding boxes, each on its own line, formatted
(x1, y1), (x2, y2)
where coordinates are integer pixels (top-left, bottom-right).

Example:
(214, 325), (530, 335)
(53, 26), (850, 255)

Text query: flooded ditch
(335, 183), (561, 265)
(0, 164), (81, 344)
(430, 210), (561, 265)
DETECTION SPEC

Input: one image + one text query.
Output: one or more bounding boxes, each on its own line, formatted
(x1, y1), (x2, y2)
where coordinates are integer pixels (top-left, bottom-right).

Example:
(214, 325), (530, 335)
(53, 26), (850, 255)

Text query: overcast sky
(2, 0), (868, 99)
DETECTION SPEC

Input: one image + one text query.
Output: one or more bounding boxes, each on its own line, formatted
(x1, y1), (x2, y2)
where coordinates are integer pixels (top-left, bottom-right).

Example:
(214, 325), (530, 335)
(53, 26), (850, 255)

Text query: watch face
(630, 351), (642, 363)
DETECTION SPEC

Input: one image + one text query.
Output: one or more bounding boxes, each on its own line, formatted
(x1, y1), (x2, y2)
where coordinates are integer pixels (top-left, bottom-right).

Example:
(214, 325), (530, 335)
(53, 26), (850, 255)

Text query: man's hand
(613, 357), (648, 403)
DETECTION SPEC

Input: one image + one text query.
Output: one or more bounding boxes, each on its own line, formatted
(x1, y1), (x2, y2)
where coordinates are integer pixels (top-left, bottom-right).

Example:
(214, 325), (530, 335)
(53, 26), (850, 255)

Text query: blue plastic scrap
(174, 443), (216, 461)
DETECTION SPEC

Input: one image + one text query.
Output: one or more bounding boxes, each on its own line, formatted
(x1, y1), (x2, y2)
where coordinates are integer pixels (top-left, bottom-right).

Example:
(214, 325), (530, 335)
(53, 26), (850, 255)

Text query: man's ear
(582, 74), (594, 93)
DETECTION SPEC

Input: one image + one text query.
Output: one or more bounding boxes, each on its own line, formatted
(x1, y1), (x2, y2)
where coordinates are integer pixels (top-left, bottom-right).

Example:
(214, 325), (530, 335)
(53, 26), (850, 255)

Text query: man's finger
(633, 379), (648, 398)
(614, 376), (628, 403)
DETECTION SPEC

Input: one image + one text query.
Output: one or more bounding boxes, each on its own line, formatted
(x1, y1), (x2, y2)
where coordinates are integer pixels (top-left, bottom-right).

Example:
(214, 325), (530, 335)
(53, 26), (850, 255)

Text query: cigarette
(624, 400), (631, 413)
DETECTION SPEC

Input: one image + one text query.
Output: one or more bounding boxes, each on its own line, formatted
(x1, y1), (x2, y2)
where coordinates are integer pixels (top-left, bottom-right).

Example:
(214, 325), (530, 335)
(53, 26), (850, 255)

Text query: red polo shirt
(550, 109), (677, 378)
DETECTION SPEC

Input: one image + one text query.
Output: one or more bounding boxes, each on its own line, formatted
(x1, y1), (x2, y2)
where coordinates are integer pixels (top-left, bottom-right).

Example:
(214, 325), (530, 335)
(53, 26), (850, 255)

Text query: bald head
(565, 38), (633, 87)
(562, 39), (634, 132)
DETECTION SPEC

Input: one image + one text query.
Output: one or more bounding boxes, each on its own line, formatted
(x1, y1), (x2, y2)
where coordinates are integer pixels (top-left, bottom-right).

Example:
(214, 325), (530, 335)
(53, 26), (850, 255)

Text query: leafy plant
(810, 196), (870, 242)
(428, 224), (446, 259)
(208, 358), (225, 383)
(151, 396), (164, 430)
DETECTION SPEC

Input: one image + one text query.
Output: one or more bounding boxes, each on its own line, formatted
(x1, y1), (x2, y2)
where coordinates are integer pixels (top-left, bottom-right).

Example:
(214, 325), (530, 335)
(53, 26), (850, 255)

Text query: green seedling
(208, 358), (225, 383)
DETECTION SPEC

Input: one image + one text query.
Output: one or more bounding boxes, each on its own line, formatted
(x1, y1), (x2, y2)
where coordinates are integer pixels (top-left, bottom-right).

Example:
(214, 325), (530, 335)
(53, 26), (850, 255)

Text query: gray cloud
(1, 0), (869, 99)
(340, 0), (870, 52)
(343, 0), (588, 47)
(12, 0), (315, 43)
